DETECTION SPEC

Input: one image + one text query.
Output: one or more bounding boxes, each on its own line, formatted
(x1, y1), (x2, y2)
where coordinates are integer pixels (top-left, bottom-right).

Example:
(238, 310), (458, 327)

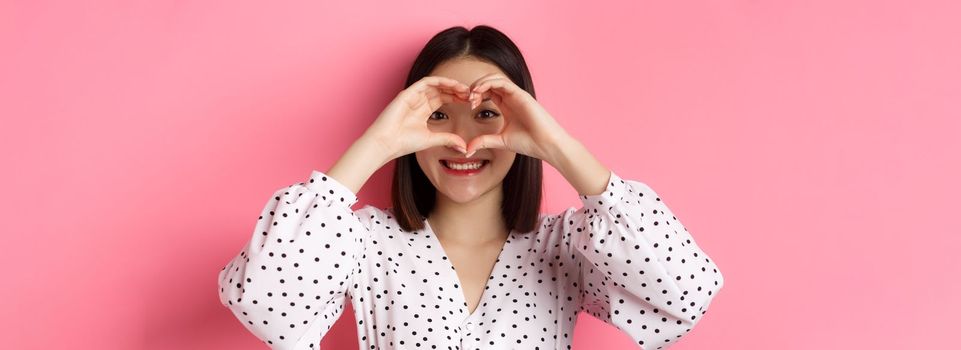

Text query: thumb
(430, 132), (467, 154)
(465, 134), (506, 158)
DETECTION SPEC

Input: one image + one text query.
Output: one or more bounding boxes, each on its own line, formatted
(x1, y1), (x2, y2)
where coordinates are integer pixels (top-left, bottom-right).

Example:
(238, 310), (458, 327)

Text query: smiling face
(414, 56), (517, 205)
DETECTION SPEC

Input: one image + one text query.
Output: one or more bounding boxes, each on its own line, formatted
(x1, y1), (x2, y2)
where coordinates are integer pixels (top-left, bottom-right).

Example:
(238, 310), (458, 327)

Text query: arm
(326, 134), (394, 195)
(217, 170), (384, 349)
(218, 134), (391, 349)
(547, 136), (725, 349)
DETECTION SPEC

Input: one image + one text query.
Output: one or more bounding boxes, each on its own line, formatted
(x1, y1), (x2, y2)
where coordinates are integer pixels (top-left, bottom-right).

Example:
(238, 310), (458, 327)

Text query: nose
(431, 108), (502, 153)
(450, 115), (484, 144)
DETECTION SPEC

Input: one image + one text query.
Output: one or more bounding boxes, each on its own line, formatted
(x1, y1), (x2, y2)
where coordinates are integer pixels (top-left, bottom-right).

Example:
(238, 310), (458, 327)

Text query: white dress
(218, 169), (724, 349)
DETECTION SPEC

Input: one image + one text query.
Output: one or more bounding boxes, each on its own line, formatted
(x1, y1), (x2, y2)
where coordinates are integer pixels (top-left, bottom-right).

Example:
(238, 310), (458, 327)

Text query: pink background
(2, 0), (958, 349)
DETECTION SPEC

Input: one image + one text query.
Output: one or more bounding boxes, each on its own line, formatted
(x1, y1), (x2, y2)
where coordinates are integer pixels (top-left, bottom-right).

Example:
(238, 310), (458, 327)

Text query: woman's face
(414, 57), (517, 205)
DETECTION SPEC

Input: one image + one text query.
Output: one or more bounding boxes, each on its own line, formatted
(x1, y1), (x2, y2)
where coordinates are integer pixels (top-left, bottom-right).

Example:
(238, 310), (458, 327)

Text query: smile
(439, 159), (490, 176)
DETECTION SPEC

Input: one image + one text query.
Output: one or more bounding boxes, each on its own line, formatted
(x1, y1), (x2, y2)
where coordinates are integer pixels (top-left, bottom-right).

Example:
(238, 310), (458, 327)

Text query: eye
(429, 111), (447, 120)
(478, 109), (501, 119)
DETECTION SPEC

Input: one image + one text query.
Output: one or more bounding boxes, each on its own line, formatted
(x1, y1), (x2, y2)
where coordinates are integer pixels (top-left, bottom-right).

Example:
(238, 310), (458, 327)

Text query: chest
(350, 230), (579, 335)
(440, 240), (505, 314)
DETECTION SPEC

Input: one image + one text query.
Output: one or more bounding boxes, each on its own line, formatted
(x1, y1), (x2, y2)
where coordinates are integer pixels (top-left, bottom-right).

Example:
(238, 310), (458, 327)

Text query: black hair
(390, 25), (544, 234)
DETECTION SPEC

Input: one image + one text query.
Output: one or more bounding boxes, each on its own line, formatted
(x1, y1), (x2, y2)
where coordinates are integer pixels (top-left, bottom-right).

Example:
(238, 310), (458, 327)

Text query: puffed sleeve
(560, 169), (724, 349)
(217, 170), (381, 349)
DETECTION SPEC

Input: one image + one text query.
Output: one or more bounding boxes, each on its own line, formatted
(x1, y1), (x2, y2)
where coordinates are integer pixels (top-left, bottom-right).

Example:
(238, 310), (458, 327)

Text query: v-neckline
(423, 218), (512, 324)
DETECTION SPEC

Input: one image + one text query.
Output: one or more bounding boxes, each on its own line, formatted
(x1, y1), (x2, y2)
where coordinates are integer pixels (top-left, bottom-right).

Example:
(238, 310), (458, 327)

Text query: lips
(439, 159), (489, 167)
(439, 158), (489, 175)
(440, 158), (489, 164)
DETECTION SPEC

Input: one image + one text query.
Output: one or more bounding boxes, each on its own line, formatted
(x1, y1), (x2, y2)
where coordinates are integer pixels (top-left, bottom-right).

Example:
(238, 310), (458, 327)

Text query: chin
(439, 190), (485, 204)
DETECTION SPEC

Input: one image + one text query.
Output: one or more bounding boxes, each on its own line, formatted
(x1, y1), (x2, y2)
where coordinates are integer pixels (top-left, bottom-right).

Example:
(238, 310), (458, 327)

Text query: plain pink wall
(2, 0), (958, 349)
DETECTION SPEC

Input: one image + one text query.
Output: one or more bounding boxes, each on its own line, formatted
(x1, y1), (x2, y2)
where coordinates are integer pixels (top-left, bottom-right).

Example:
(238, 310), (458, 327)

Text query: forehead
(429, 57), (506, 86)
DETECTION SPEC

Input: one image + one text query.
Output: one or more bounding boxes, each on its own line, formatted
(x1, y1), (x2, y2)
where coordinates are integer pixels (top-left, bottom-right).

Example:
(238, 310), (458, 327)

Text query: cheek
(480, 122), (503, 134)
(492, 152), (517, 172)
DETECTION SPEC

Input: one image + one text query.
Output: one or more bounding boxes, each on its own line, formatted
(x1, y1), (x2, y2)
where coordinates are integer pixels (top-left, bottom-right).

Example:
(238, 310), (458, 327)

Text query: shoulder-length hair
(390, 24), (544, 234)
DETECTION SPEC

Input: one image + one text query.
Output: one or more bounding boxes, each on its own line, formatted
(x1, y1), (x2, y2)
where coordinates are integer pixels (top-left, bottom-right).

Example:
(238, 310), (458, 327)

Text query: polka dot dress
(218, 169), (725, 349)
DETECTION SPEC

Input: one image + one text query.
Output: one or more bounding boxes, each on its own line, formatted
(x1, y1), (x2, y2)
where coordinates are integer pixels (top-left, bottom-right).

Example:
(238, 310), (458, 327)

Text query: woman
(218, 25), (724, 349)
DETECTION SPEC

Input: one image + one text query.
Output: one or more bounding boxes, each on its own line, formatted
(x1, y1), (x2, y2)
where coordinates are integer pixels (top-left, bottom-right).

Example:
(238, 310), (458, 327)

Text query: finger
(429, 132), (468, 153)
(468, 73), (508, 91)
(469, 74), (517, 96)
(424, 90), (460, 109)
(436, 86), (471, 102)
(417, 76), (471, 98)
(403, 78), (460, 108)
(471, 77), (516, 97)
(470, 78), (515, 109)
(470, 87), (504, 110)
(425, 87), (475, 111)
(417, 76), (463, 92)
(465, 134), (507, 158)
(442, 88), (472, 105)
(471, 88), (503, 110)
(422, 84), (471, 110)
(435, 76), (471, 93)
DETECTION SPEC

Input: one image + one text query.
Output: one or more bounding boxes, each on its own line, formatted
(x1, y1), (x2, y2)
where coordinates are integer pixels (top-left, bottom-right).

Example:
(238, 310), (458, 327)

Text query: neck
(427, 184), (509, 245)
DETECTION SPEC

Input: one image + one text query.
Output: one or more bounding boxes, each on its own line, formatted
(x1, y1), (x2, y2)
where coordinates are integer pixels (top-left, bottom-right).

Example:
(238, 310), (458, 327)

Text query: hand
(463, 73), (570, 160)
(364, 76), (473, 160)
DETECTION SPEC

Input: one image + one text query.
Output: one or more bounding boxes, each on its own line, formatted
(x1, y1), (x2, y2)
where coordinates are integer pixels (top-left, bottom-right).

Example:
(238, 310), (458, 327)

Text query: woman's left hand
(464, 73), (570, 161)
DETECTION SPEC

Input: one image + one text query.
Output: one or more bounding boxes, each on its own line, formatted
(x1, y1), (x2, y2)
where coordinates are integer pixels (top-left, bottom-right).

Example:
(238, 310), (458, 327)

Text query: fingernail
(457, 146), (467, 154)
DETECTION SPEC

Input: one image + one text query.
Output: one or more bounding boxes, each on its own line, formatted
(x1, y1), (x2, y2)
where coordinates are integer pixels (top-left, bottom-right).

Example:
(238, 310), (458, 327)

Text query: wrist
(542, 133), (610, 196)
(355, 135), (395, 169)
(542, 132), (578, 167)
(326, 136), (393, 195)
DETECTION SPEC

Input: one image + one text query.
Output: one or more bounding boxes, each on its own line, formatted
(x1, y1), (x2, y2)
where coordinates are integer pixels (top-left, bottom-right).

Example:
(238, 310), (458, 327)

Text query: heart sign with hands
(365, 75), (474, 159)
(462, 73), (570, 160)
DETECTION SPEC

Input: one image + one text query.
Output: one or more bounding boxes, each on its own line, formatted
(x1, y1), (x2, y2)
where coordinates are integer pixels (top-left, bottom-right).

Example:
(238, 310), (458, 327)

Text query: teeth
(443, 160), (486, 170)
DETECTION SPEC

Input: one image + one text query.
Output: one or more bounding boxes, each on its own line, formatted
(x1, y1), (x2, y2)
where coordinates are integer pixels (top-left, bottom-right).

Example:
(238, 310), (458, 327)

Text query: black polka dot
(218, 169), (724, 348)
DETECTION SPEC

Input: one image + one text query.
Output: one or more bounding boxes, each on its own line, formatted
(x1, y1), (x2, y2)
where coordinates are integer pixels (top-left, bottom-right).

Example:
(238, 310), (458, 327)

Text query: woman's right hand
(363, 76), (472, 160)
